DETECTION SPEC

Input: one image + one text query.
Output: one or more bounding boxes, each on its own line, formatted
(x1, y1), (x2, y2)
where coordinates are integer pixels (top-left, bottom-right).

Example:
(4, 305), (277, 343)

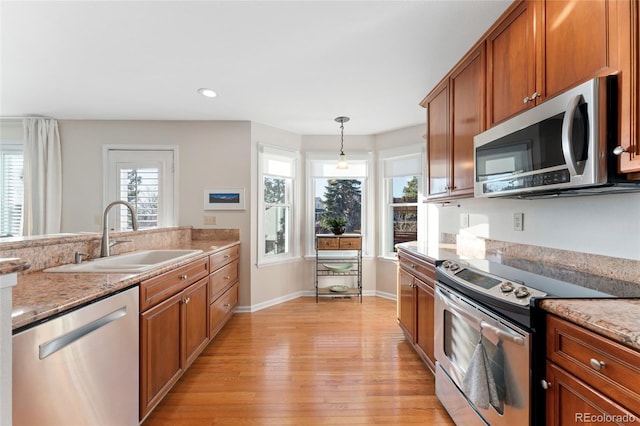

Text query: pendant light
(335, 116), (350, 169)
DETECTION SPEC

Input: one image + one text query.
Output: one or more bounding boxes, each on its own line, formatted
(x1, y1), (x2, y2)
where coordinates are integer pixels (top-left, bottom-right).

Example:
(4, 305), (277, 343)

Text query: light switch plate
(204, 215), (216, 225)
(460, 213), (469, 229)
(513, 212), (524, 231)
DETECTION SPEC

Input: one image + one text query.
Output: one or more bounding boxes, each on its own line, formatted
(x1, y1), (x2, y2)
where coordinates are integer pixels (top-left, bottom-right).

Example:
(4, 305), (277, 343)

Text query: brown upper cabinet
(487, 0), (619, 127)
(422, 44), (485, 200)
(618, 0), (640, 174)
(486, 0), (537, 126)
(422, 0), (639, 193)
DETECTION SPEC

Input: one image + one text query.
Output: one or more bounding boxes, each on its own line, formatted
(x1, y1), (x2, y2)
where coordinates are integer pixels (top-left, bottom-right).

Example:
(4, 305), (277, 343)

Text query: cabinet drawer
(140, 257), (209, 312)
(317, 237), (339, 250)
(209, 260), (238, 302)
(547, 314), (640, 415)
(398, 251), (435, 285)
(339, 237), (361, 250)
(209, 244), (240, 271)
(209, 283), (238, 338)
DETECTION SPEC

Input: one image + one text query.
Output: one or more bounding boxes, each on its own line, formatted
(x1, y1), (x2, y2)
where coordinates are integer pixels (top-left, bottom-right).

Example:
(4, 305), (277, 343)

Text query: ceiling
(1, 1), (511, 135)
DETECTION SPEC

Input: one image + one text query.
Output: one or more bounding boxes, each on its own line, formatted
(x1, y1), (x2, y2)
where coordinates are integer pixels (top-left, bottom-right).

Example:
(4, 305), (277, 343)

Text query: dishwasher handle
(39, 306), (127, 359)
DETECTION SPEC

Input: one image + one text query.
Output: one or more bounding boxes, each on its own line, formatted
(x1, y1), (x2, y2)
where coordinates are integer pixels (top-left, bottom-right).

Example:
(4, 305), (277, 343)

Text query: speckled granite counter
(395, 241), (459, 263)
(540, 299), (640, 351)
(11, 239), (239, 331)
(0, 258), (30, 275)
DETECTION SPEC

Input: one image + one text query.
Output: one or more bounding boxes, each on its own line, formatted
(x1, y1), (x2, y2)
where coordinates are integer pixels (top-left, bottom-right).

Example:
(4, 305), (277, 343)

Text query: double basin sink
(44, 249), (203, 273)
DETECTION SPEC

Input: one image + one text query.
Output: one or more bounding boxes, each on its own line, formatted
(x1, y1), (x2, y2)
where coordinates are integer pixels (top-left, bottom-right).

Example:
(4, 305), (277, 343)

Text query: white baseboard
(235, 290), (397, 313)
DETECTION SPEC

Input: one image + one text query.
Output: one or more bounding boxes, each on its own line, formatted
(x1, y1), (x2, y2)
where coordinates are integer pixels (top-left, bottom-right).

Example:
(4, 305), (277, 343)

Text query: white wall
(249, 122), (305, 307)
(434, 192), (640, 261)
(59, 120), (254, 305)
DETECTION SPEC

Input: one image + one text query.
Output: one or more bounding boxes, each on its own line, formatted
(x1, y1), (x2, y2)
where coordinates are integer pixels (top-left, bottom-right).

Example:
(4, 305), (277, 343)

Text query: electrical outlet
(513, 212), (524, 231)
(204, 215), (216, 225)
(460, 213), (469, 229)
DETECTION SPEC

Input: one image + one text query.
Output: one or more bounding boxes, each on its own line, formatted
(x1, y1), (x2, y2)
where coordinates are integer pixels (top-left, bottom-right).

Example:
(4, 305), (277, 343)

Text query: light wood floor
(142, 296), (454, 425)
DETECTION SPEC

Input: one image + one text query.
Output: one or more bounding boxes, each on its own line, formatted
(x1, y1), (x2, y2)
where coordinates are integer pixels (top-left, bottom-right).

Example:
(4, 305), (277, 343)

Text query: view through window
(314, 178), (362, 234)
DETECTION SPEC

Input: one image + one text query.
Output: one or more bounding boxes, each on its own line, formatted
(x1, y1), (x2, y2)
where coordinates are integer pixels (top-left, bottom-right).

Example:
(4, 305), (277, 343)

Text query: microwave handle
(561, 94), (583, 176)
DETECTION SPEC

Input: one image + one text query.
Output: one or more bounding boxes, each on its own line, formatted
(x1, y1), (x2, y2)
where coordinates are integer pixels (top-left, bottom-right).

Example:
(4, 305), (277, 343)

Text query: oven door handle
(437, 287), (526, 346)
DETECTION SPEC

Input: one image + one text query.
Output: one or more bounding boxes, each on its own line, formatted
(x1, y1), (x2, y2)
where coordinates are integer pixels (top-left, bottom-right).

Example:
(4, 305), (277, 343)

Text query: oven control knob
(500, 282), (514, 293)
(442, 260), (453, 269)
(449, 263), (460, 272)
(515, 286), (531, 298)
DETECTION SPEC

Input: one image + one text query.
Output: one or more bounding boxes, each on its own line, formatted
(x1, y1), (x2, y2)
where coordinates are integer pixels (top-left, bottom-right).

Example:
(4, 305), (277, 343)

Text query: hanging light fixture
(335, 116), (350, 169)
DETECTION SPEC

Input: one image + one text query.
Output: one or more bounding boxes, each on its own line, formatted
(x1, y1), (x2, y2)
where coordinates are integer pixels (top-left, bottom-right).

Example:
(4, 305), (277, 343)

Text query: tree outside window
(264, 176), (289, 255)
(391, 175), (418, 250)
(315, 178), (362, 234)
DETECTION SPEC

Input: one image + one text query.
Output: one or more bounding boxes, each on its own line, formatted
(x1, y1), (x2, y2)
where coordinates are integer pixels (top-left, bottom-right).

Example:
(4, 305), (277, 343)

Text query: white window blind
(118, 167), (160, 230)
(105, 148), (175, 230)
(0, 142), (24, 237)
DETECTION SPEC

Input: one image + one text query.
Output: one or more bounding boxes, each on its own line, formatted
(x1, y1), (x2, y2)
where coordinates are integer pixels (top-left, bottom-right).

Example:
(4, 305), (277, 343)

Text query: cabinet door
(140, 291), (183, 419)
(397, 268), (415, 341)
(182, 277), (210, 368)
(450, 44), (484, 198)
(487, 0), (537, 126)
(415, 279), (435, 373)
(618, 0), (640, 174)
(542, 0), (617, 100)
(545, 363), (638, 425)
(425, 80), (450, 199)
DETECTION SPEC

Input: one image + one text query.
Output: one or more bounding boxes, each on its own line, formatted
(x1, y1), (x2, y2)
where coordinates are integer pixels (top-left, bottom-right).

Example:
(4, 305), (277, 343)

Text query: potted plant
(321, 216), (347, 235)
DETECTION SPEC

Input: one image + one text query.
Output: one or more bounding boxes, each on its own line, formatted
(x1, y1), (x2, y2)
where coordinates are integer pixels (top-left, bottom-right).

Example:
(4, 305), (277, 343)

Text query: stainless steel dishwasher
(12, 286), (139, 426)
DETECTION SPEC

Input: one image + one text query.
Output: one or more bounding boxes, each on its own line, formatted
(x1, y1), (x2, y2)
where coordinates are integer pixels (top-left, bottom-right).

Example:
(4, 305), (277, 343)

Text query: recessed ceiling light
(198, 88), (217, 98)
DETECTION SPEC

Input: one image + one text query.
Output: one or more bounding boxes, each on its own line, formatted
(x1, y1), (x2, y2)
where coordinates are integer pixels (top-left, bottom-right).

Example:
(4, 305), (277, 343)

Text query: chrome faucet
(101, 200), (139, 257)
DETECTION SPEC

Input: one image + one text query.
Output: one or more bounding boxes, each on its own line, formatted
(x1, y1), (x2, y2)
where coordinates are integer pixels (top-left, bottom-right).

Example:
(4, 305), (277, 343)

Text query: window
(307, 152), (372, 256)
(258, 145), (297, 265)
(105, 148), (176, 230)
(0, 141), (24, 237)
(380, 146), (423, 258)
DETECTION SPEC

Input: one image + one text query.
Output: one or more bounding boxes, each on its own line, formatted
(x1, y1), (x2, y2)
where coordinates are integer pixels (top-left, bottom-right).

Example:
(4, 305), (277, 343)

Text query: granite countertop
(540, 299), (640, 352)
(0, 258), (31, 275)
(395, 241), (640, 353)
(11, 239), (239, 331)
(395, 241), (459, 263)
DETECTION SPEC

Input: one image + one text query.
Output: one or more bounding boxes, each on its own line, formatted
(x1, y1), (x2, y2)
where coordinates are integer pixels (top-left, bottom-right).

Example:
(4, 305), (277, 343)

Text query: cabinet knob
(180, 274), (188, 280)
(523, 92), (540, 104)
(540, 379), (552, 390)
(613, 146), (628, 156)
(224, 303), (232, 310)
(224, 275), (230, 280)
(589, 358), (606, 371)
(183, 297), (190, 304)
(224, 254), (230, 258)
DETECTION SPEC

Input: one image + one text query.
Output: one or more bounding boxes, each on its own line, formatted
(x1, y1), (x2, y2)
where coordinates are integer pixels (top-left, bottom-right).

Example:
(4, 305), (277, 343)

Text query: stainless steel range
(434, 258), (615, 426)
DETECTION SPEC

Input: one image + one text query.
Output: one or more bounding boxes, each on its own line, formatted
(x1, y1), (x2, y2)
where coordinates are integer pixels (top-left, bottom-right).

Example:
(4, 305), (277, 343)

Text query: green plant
(321, 216), (347, 234)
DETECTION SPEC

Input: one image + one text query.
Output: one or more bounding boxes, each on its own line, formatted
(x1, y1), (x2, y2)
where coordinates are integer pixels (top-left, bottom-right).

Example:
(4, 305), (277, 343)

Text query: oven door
(434, 284), (531, 426)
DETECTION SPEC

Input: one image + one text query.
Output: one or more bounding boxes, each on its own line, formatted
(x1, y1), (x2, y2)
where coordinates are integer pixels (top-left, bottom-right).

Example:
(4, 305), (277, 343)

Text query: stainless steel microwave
(474, 75), (640, 198)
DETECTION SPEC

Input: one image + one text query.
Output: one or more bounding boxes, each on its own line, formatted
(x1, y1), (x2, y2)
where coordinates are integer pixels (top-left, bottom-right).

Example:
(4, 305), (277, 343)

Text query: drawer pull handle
(590, 358), (606, 371)
(224, 275), (230, 280)
(180, 274), (188, 280)
(411, 264), (416, 269)
(224, 254), (230, 258)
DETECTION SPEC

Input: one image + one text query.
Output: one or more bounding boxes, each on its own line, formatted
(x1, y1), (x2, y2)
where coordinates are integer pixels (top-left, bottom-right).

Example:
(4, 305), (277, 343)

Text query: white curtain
(22, 118), (62, 235)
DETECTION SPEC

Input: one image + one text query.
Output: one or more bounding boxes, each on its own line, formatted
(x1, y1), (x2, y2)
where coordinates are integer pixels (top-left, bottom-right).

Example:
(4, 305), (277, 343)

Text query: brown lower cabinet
(544, 314), (640, 425)
(397, 248), (436, 372)
(139, 244), (240, 421)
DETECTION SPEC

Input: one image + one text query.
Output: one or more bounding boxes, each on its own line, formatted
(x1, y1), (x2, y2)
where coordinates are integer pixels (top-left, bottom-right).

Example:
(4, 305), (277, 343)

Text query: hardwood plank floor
(142, 296), (454, 425)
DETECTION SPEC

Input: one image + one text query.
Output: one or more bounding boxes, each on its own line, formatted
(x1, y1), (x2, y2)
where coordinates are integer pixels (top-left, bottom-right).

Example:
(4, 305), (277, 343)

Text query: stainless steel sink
(44, 249), (203, 273)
